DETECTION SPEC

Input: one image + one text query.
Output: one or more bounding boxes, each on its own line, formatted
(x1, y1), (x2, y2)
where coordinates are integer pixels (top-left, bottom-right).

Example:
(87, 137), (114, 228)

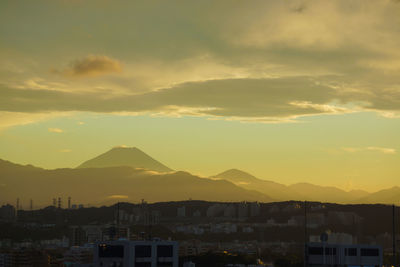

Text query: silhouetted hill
(77, 146), (172, 172)
(214, 169), (371, 204)
(0, 160), (272, 207)
(213, 169), (302, 201)
(354, 186), (400, 204)
(288, 183), (369, 203)
(214, 169), (261, 183)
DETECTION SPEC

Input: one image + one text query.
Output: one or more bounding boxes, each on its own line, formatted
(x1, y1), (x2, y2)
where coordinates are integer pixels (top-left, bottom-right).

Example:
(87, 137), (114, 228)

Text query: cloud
(1, 75), (399, 123)
(366, 147), (396, 155)
(342, 146), (396, 155)
(48, 128), (63, 133)
(1, 1), (400, 125)
(0, 112), (70, 132)
(107, 195), (129, 199)
(55, 55), (122, 77)
(0, 77), (348, 121)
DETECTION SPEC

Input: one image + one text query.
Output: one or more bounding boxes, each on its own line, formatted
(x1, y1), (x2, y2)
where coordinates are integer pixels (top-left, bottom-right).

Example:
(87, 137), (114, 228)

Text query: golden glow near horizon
(0, 0), (399, 192)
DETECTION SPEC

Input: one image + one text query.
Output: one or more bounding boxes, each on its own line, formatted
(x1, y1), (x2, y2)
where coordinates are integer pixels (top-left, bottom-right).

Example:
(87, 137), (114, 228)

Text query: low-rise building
(307, 242), (382, 267)
(94, 239), (178, 267)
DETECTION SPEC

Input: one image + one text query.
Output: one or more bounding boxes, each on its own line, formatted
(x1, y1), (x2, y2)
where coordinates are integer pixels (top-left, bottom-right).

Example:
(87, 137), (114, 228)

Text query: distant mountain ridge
(212, 169), (302, 201)
(213, 169), (372, 204)
(0, 159), (272, 207)
(77, 146), (172, 172)
(1, 147), (399, 206)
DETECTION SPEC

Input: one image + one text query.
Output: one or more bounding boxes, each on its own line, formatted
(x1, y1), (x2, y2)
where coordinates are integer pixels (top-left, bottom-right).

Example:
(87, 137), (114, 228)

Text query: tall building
(94, 240), (178, 267)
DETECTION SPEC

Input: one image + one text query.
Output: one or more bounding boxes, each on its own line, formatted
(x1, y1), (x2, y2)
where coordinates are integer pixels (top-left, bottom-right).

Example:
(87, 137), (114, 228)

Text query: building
(71, 225), (130, 246)
(0, 205), (16, 222)
(64, 245), (94, 266)
(309, 233), (355, 245)
(0, 252), (14, 267)
(307, 242), (382, 267)
(177, 206), (186, 217)
(94, 239), (178, 267)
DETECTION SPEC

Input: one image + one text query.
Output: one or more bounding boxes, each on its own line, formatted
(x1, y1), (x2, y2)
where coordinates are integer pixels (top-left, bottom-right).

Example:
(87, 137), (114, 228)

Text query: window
(157, 245), (173, 257)
(135, 245), (152, 257)
(361, 248), (379, 256)
(98, 245), (124, 258)
(325, 247), (336, 255)
(345, 248), (357, 256)
(308, 247), (323, 255)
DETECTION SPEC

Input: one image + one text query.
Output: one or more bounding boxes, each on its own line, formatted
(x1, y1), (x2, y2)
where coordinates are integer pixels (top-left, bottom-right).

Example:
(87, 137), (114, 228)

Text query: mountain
(77, 146), (172, 172)
(0, 159), (273, 207)
(214, 169), (262, 184)
(354, 186), (400, 204)
(213, 169), (303, 201)
(213, 169), (371, 204)
(288, 183), (369, 203)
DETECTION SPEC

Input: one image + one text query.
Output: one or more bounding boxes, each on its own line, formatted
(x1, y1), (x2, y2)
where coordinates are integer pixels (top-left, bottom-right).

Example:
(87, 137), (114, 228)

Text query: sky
(0, 0), (399, 192)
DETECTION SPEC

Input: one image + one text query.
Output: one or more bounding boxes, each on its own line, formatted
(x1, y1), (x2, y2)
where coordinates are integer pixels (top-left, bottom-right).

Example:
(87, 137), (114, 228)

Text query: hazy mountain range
(0, 147), (399, 207)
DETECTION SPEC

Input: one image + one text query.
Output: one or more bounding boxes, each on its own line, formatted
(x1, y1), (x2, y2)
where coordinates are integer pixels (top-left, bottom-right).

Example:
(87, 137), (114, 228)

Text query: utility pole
(116, 202), (120, 240)
(16, 198), (20, 218)
(304, 201), (307, 267)
(394, 204), (397, 267)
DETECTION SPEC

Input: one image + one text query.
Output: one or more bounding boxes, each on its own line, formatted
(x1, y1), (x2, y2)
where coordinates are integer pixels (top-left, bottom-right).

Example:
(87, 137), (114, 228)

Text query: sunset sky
(0, 0), (399, 192)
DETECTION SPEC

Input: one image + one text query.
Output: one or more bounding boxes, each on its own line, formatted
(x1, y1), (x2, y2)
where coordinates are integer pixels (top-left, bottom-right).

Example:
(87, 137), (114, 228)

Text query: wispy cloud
(0, 112), (69, 132)
(366, 146), (396, 154)
(107, 195), (129, 199)
(342, 146), (396, 155)
(48, 128), (63, 133)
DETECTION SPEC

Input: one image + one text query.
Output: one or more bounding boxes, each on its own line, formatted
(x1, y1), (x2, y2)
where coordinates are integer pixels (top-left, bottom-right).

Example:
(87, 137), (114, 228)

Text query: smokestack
(58, 197), (62, 209)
